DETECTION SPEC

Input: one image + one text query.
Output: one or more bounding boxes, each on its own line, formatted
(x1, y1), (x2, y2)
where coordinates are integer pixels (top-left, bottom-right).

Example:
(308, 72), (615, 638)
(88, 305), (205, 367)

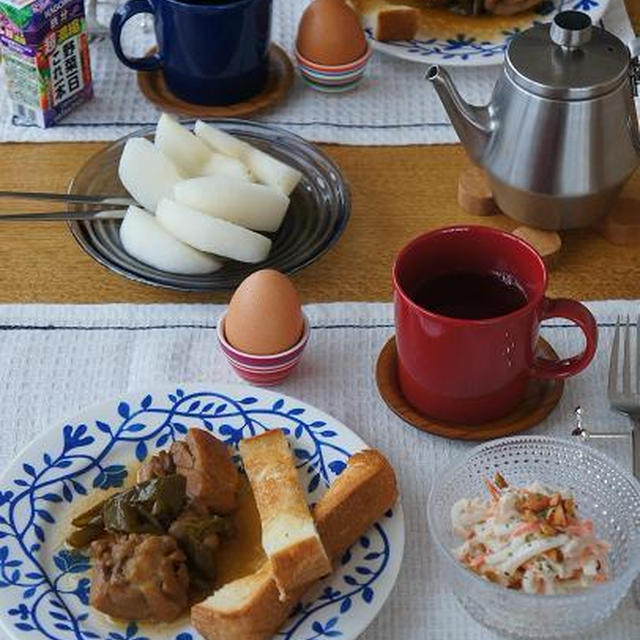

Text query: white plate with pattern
(0, 384), (404, 640)
(355, 0), (610, 67)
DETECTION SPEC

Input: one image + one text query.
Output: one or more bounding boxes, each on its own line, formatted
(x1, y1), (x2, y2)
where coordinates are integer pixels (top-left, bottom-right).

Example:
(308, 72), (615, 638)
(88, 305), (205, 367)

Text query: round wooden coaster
(137, 44), (294, 118)
(376, 336), (564, 441)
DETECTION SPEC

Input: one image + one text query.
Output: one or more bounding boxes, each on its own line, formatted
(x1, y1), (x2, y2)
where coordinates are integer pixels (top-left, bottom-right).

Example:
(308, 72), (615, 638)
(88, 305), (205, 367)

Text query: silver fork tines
(637, 315), (640, 395)
(608, 317), (620, 399)
(605, 316), (640, 609)
(623, 316), (631, 395)
(608, 314), (640, 414)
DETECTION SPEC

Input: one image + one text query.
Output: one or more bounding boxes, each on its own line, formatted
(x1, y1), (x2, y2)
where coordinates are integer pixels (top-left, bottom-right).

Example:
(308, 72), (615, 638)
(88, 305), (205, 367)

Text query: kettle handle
(630, 37), (640, 98)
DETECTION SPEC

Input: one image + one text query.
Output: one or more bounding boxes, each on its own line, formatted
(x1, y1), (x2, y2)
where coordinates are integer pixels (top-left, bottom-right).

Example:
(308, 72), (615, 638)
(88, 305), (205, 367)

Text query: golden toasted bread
(374, 6), (420, 41)
(314, 449), (397, 561)
(238, 429), (331, 599)
(191, 448), (398, 640)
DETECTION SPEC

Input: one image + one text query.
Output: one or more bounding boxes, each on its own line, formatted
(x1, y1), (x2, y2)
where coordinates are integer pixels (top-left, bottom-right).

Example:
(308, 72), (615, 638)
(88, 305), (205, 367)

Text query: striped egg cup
(295, 45), (372, 93)
(217, 313), (310, 385)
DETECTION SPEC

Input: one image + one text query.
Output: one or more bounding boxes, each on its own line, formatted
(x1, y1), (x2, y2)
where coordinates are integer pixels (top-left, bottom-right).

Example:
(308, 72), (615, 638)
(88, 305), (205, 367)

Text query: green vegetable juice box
(0, 0), (93, 127)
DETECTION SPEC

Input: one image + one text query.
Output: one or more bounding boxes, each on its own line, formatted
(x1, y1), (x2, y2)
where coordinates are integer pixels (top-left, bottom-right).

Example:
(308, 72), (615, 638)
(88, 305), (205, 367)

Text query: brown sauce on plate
(212, 474), (265, 588)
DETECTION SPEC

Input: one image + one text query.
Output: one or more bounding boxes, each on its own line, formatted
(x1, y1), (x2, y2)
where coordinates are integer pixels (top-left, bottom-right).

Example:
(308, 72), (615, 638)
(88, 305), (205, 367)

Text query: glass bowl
(427, 435), (640, 639)
(67, 119), (351, 291)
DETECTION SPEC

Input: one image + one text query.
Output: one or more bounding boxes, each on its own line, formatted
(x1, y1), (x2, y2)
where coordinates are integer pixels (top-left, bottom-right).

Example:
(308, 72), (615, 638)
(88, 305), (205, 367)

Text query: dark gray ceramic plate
(67, 119), (350, 291)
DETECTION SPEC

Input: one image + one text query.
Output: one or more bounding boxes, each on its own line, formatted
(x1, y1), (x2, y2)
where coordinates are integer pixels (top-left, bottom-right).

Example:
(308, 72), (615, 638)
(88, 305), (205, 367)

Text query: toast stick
(238, 430), (331, 598)
(191, 449), (398, 640)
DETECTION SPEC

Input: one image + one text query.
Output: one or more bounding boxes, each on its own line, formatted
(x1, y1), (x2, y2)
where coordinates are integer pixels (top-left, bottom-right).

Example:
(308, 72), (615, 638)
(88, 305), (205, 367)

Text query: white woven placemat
(0, 0), (635, 144)
(0, 300), (638, 638)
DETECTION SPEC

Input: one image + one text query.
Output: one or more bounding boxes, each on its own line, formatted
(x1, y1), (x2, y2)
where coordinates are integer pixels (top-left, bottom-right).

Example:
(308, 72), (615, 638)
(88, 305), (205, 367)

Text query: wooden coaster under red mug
(137, 44), (293, 118)
(376, 336), (564, 440)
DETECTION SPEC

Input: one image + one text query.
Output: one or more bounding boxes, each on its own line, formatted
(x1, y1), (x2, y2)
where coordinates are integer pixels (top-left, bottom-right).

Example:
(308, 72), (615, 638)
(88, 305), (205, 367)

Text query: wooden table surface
(1, 142), (638, 304)
(1, 6), (639, 304)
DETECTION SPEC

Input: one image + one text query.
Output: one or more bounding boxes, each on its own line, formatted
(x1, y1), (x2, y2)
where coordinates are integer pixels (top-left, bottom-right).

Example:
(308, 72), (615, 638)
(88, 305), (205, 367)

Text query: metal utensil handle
(571, 407), (638, 477)
(0, 211), (126, 222)
(572, 408), (640, 610)
(0, 191), (133, 208)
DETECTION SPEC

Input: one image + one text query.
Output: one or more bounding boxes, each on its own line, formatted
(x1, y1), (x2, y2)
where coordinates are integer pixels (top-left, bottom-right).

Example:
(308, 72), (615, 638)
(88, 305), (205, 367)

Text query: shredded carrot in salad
(451, 473), (610, 594)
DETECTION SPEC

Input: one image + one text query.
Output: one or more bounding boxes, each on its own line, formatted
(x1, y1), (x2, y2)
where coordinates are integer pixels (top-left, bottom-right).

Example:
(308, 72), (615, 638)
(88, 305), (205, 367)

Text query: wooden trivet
(512, 226), (562, 268)
(457, 165), (498, 216)
(456, 164), (640, 255)
(594, 197), (640, 246)
(137, 44), (293, 118)
(376, 336), (564, 441)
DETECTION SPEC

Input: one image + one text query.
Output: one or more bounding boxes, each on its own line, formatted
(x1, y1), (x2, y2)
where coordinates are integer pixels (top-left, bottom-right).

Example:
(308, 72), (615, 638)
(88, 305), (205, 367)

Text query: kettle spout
(427, 65), (492, 165)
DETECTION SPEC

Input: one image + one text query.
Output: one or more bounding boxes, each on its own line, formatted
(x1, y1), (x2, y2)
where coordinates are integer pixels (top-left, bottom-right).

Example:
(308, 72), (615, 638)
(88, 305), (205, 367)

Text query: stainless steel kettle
(428, 11), (640, 230)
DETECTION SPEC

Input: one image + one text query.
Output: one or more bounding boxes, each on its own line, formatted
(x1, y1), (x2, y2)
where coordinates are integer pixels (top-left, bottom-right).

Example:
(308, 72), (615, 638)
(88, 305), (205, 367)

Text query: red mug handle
(532, 298), (598, 379)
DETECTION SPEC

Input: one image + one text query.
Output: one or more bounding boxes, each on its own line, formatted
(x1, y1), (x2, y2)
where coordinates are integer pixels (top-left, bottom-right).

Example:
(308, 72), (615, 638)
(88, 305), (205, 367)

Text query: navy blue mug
(110, 0), (272, 105)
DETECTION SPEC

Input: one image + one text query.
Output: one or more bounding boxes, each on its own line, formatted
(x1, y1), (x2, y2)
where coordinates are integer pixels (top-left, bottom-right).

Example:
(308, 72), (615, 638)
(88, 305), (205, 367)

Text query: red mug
(393, 226), (597, 424)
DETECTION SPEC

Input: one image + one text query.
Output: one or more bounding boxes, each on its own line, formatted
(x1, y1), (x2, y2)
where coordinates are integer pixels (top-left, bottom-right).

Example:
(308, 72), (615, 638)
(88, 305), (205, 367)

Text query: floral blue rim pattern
(365, 0), (608, 64)
(0, 384), (404, 640)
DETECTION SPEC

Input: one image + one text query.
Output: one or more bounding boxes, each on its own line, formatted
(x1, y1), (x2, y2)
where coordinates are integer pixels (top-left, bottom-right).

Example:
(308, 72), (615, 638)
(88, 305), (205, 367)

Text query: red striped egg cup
(217, 313), (310, 386)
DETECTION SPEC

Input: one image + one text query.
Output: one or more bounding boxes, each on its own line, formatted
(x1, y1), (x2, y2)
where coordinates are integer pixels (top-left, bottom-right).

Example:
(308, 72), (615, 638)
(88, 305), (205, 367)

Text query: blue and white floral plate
(359, 0), (609, 67)
(0, 384), (404, 640)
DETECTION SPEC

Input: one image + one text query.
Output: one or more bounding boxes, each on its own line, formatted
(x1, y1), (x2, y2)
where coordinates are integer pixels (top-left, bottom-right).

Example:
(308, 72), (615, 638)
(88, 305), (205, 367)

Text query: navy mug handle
(110, 0), (162, 71)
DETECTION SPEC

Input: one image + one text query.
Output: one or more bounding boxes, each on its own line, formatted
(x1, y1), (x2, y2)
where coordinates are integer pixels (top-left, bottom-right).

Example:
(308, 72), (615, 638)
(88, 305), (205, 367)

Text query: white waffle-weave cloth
(0, 300), (638, 638)
(0, 0), (636, 144)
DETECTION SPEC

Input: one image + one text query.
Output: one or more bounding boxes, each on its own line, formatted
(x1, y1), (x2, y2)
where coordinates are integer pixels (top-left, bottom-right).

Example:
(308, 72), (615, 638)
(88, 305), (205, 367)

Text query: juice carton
(0, 0), (93, 127)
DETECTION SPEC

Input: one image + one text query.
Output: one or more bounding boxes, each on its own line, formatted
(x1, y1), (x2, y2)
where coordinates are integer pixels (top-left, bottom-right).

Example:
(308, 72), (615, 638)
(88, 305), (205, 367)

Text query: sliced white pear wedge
(120, 205), (222, 275)
(173, 175), (289, 232)
(196, 152), (253, 182)
(194, 120), (303, 195)
(118, 137), (182, 213)
(155, 113), (212, 177)
(243, 146), (302, 196)
(194, 120), (247, 159)
(156, 198), (272, 263)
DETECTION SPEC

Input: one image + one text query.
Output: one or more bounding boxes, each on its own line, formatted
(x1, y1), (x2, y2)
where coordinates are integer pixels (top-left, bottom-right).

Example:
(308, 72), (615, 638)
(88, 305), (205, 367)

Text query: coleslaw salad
(451, 473), (610, 594)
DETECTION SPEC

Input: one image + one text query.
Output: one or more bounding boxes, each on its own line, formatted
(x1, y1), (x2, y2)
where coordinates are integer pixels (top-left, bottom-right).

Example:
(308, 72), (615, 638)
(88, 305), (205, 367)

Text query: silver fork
(608, 314), (640, 431)
(608, 314), (640, 607)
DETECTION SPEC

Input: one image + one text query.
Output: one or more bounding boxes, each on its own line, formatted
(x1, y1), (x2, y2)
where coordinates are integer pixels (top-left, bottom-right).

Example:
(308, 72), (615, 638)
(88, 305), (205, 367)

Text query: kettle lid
(505, 11), (630, 100)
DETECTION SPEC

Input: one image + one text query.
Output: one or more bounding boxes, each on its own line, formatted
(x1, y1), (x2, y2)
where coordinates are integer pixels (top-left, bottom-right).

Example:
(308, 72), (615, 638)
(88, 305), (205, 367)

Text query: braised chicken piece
(135, 429), (239, 514)
(90, 533), (189, 622)
(165, 505), (234, 602)
(70, 428), (241, 623)
(136, 450), (175, 483)
(170, 428), (240, 514)
(170, 513), (220, 554)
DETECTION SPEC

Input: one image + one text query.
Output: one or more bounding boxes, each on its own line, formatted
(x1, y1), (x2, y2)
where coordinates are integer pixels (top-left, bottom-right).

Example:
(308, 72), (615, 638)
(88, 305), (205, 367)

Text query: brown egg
(296, 0), (367, 66)
(225, 270), (304, 355)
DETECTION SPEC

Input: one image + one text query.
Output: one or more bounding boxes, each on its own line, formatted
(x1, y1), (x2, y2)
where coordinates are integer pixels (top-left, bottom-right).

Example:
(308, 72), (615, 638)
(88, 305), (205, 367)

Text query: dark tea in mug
(411, 271), (528, 320)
